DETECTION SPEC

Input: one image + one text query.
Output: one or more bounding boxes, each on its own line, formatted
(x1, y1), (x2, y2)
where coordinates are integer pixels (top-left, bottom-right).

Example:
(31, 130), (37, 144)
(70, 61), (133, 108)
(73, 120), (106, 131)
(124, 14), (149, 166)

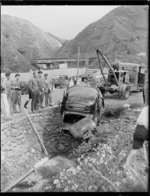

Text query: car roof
(68, 85), (99, 100)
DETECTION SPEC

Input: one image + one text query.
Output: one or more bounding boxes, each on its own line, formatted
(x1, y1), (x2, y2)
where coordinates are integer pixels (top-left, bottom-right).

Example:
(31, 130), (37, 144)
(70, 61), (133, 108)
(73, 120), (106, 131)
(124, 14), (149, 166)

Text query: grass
(129, 103), (144, 109)
(42, 107), (148, 192)
(103, 106), (125, 118)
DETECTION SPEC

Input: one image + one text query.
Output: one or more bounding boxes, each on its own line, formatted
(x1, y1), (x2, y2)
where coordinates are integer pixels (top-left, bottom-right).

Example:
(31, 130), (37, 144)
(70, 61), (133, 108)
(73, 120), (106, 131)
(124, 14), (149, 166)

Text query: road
(21, 87), (143, 111)
(9, 89), (144, 192)
(21, 87), (65, 113)
(2, 86), (144, 123)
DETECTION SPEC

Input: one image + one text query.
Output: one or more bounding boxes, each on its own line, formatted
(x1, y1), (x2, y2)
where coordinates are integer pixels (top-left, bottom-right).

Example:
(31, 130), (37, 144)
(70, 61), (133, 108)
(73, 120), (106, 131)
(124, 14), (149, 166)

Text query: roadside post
(77, 47), (80, 80)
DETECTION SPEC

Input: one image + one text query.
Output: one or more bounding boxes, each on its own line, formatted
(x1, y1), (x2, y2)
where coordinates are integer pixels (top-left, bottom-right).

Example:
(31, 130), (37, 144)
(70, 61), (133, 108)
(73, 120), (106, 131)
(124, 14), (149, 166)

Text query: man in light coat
(2, 71), (16, 115)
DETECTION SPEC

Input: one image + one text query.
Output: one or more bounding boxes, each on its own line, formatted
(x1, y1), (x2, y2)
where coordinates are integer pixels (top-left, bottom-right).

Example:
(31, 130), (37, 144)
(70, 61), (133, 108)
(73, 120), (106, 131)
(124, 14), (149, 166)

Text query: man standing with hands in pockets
(28, 72), (39, 113)
(44, 73), (52, 107)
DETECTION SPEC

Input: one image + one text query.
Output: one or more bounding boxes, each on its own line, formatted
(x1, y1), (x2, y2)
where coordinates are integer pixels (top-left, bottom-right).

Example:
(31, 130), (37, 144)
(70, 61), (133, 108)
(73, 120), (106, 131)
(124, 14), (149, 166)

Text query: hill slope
(1, 14), (63, 72)
(55, 6), (148, 65)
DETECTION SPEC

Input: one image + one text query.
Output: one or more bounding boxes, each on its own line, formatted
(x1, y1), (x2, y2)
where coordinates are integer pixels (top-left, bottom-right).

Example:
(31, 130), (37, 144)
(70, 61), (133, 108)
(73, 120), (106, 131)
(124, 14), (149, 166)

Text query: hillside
(54, 6), (148, 65)
(1, 14), (63, 72)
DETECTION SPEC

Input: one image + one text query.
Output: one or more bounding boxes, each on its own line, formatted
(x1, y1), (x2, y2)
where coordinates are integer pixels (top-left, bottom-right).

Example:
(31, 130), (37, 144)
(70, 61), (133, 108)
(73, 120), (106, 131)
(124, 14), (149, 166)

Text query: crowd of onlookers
(1, 70), (84, 115)
(1, 71), (54, 114)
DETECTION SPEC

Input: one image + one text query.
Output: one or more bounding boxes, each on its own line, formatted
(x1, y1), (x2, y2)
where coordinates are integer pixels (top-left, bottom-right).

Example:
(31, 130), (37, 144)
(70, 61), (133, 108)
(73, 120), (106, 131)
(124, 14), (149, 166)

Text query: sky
(1, 6), (118, 40)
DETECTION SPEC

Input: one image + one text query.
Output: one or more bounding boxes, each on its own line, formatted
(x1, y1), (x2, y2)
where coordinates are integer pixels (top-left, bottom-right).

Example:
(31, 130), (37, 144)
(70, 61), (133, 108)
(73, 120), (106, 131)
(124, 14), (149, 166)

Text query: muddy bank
(8, 106), (142, 192)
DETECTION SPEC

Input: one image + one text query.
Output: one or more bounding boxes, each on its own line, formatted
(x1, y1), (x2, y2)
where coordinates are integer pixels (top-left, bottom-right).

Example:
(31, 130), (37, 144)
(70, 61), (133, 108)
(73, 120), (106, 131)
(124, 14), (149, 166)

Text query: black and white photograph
(1, 5), (149, 192)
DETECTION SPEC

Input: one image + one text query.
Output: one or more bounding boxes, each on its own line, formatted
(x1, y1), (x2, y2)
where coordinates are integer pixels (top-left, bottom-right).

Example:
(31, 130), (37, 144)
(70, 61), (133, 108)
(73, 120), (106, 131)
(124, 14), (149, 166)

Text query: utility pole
(77, 47), (80, 79)
(115, 51), (118, 62)
(108, 39), (111, 58)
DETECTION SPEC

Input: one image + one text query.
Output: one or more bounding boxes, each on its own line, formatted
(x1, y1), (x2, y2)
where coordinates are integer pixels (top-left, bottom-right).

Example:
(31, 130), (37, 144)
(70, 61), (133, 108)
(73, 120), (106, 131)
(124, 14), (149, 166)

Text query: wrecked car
(60, 84), (104, 140)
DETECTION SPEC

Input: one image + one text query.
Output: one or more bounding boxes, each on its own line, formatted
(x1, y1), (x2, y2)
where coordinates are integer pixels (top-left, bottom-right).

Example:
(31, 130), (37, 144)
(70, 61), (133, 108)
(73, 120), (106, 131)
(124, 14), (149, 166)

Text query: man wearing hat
(2, 71), (16, 114)
(12, 73), (22, 113)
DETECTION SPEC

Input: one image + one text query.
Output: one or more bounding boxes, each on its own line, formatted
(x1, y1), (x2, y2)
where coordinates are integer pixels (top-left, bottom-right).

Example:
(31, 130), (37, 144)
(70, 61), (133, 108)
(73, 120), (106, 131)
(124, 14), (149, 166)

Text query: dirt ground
(10, 104), (143, 192)
(4, 86), (145, 192)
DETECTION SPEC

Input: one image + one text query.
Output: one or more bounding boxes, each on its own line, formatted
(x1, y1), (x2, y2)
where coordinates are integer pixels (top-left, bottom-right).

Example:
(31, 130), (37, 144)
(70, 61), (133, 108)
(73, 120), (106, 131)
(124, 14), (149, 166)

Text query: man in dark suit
(37, 70), (45, 108)
(28, 72), (39, 113)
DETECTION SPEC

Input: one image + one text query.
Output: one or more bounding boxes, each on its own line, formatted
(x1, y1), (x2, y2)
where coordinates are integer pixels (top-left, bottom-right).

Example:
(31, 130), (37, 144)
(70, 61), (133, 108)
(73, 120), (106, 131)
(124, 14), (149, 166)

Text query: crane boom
(96, 49), (119, 86)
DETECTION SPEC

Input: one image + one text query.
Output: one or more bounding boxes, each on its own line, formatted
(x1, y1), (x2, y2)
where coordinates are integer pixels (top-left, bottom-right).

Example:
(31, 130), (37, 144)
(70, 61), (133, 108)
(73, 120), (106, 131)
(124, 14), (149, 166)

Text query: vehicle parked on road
(80, 70), (104, 88)
(54, 75), (69, 88)
(60, 84), (104, 140)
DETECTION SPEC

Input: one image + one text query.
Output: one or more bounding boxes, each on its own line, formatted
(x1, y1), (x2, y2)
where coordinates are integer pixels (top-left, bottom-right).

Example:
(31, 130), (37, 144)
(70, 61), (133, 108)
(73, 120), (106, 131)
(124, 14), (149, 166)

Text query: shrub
(130, 103), (143, 109)
(43, 110), (148, 192)
(44, 130), (131, 192)
(103, 106), (125, 118)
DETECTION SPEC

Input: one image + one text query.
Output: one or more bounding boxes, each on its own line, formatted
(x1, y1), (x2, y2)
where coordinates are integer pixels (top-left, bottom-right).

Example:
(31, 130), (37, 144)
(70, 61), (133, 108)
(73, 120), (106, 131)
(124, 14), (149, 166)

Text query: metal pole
(77, 47), (80, 79)
(24, 107), (48, 156)
(2, 168), (35, 192)
(98, 49), (119, 86)
(96, 49), (107, 84)
(116, 51), (118, 62)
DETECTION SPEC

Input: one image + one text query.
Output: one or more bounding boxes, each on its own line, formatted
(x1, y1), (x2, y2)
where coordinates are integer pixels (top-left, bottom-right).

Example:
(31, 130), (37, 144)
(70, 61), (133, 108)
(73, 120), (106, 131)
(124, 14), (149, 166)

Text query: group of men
(1, 70), (53, 114)
(28, 71), (52, 113)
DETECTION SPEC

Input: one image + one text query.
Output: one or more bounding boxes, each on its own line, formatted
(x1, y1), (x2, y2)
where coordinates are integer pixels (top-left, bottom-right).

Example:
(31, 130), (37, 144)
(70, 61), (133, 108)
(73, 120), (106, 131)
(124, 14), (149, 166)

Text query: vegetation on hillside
(1, 15), (62, 72)
(54, 6), (148, 66)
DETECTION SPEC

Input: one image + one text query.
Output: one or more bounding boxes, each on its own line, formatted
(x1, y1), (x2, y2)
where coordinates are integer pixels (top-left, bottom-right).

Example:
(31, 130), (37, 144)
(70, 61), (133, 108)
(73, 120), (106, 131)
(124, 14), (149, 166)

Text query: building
(31, 58), (88, 70)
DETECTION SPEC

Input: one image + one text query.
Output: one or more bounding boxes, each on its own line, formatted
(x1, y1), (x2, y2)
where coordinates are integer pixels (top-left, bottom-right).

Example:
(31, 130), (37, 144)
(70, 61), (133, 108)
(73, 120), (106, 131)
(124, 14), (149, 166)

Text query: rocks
(11, 128), (18, 135)
(124, 116), (132, 120)
(132, 108), (142, 112)
(1, 107), (65, 190)
(35, 156), (74, 178)
(100, 120), (110, 123)
(123, 104), (130, 109)
(31, 148), (36, 153)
